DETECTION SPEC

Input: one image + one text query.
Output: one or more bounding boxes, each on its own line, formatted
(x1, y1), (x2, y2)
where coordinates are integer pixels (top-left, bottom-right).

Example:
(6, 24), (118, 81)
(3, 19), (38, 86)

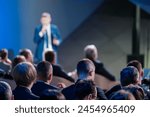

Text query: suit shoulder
(51, 24), (58, 29)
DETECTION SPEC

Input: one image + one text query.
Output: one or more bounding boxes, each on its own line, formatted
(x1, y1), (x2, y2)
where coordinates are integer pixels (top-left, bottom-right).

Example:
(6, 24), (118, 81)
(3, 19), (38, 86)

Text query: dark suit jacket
(13, 86), (39, 100)
(62, 81), (107, 100)
(34, 24), (62, 61)
(31, 81), (58, 96)
(52, 64), (75, 83)
(92, 60), (116, 81)
(105, 84), (122, 99)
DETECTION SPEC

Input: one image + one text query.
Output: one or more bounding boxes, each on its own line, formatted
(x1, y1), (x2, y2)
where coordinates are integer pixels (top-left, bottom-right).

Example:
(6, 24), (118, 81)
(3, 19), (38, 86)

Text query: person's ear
(48, 73), (52, 82)
(87, 94), (93, 100)
(141, 70), (144, 78)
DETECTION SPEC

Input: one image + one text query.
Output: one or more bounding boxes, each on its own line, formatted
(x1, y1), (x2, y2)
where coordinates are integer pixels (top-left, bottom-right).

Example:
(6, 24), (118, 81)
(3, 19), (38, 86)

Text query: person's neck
(38, 79), (50, 85)
(18, 85), (32, 90)
(78, 74), (89, 80)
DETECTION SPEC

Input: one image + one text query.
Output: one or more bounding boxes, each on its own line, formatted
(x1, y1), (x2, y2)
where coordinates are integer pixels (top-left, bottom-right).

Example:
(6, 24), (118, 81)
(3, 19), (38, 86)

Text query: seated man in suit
(12, 62), (39, 100)
(62, 59), (107, 100)
(84, 45), (116, 81)
(32, 61), (58, 96)
(106, 66), (139, 99)
(127, 60), (150, 99)
(44, 51), (75, 83)
(0, 49), (11, 73)
(74, 80), (97, 100)
(0, 81), (13, 100)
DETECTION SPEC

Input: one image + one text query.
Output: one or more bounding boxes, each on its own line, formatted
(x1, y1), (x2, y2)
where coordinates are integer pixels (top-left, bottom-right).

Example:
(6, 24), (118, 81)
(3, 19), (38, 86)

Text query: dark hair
(19, 49), (33, 63)
(37, 61), (52, 81)
(44, 51), (55, 63)
(75, 80), (97, 100)
(0, 49), (8, 60)
(123, 85), (145, 100)
(120, 66), (139, 86)
(77, 59), (95, 76)
(110, 90), (135, 100)
(12, 55), (26, 69)
(127, 60), (142, 72)
(40, 89), (65, 100)
(0, 81), (12, 100)
(12, 62), (37, 87)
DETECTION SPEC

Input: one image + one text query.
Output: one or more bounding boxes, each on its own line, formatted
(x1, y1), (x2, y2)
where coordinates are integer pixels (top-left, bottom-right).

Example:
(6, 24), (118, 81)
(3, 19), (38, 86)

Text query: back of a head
(120, 66), (139, 86)
(12, 55), (26, 69)
(75, 80), (97, 100)
(127, 60), (142, 72)
(77, 59), (95, 80)
(19, 49), (33, 63)
(84, 45), (98, 61)
(40, 89), (65, 100)
(110, 90), (135, 100)
(0, 81), (12, 100)
(44, 51), (55, 64)
(0, 49), (8, 60)
(123, 85), (145, 100)
(12, 62), (37, 87)
(127, 60), (143, 84)
(37, 61), (53, 82)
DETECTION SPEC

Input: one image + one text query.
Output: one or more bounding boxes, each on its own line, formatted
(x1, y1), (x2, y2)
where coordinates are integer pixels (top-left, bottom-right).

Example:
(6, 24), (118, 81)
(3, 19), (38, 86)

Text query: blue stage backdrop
(0, 0), (21, 54)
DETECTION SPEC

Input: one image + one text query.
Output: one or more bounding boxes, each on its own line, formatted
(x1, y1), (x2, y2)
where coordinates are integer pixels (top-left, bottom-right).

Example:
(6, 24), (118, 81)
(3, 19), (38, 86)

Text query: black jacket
(93, 60), (116, 81)
(52, 64), (75, 82)
(62, 81), (107, 100)
(13, 86), (39, 100)
(31, 81), (58, 96)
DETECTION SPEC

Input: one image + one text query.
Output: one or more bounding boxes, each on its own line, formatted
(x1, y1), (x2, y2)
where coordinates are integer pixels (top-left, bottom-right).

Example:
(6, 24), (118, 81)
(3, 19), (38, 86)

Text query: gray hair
(84, 45), (98, 61)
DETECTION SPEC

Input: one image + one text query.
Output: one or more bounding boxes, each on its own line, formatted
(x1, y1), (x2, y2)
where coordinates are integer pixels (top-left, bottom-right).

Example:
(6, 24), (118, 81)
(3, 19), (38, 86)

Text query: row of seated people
(0, 45), (149, 100)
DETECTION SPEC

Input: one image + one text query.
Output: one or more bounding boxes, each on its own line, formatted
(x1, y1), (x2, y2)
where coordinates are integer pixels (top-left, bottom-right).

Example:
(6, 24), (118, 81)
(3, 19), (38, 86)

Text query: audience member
(62, 59), (107, 100)
(40, 89), (65, 100)
(19, 49), (33, 63)
(12, 55), (26, 69)
(0, 49), (12, 64)
(120, 66), (139, 87)
(84, 45), (116, 81)
(0, 49), (11, 73)
(44, 50), (75, 82)
(32, 61), (58, 96)
(74, 80), (97, 100)
(12, 62), (39, 100)
(127, 60), (150, 99)
(0, 81), (13, 100)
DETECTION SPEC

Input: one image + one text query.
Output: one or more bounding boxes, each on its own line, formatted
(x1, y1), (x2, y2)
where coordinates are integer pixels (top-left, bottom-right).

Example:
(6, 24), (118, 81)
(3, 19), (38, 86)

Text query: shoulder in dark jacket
(13, 86), (39, 100)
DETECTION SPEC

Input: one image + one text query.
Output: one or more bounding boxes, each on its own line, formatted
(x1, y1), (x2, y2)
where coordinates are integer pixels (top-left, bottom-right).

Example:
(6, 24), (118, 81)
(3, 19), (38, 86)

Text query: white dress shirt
(39, 24), (53, 59)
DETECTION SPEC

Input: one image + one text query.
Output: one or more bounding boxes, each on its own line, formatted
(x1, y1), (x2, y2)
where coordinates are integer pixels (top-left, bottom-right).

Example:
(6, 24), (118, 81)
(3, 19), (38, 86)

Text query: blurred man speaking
(34, 12), (62, 62)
